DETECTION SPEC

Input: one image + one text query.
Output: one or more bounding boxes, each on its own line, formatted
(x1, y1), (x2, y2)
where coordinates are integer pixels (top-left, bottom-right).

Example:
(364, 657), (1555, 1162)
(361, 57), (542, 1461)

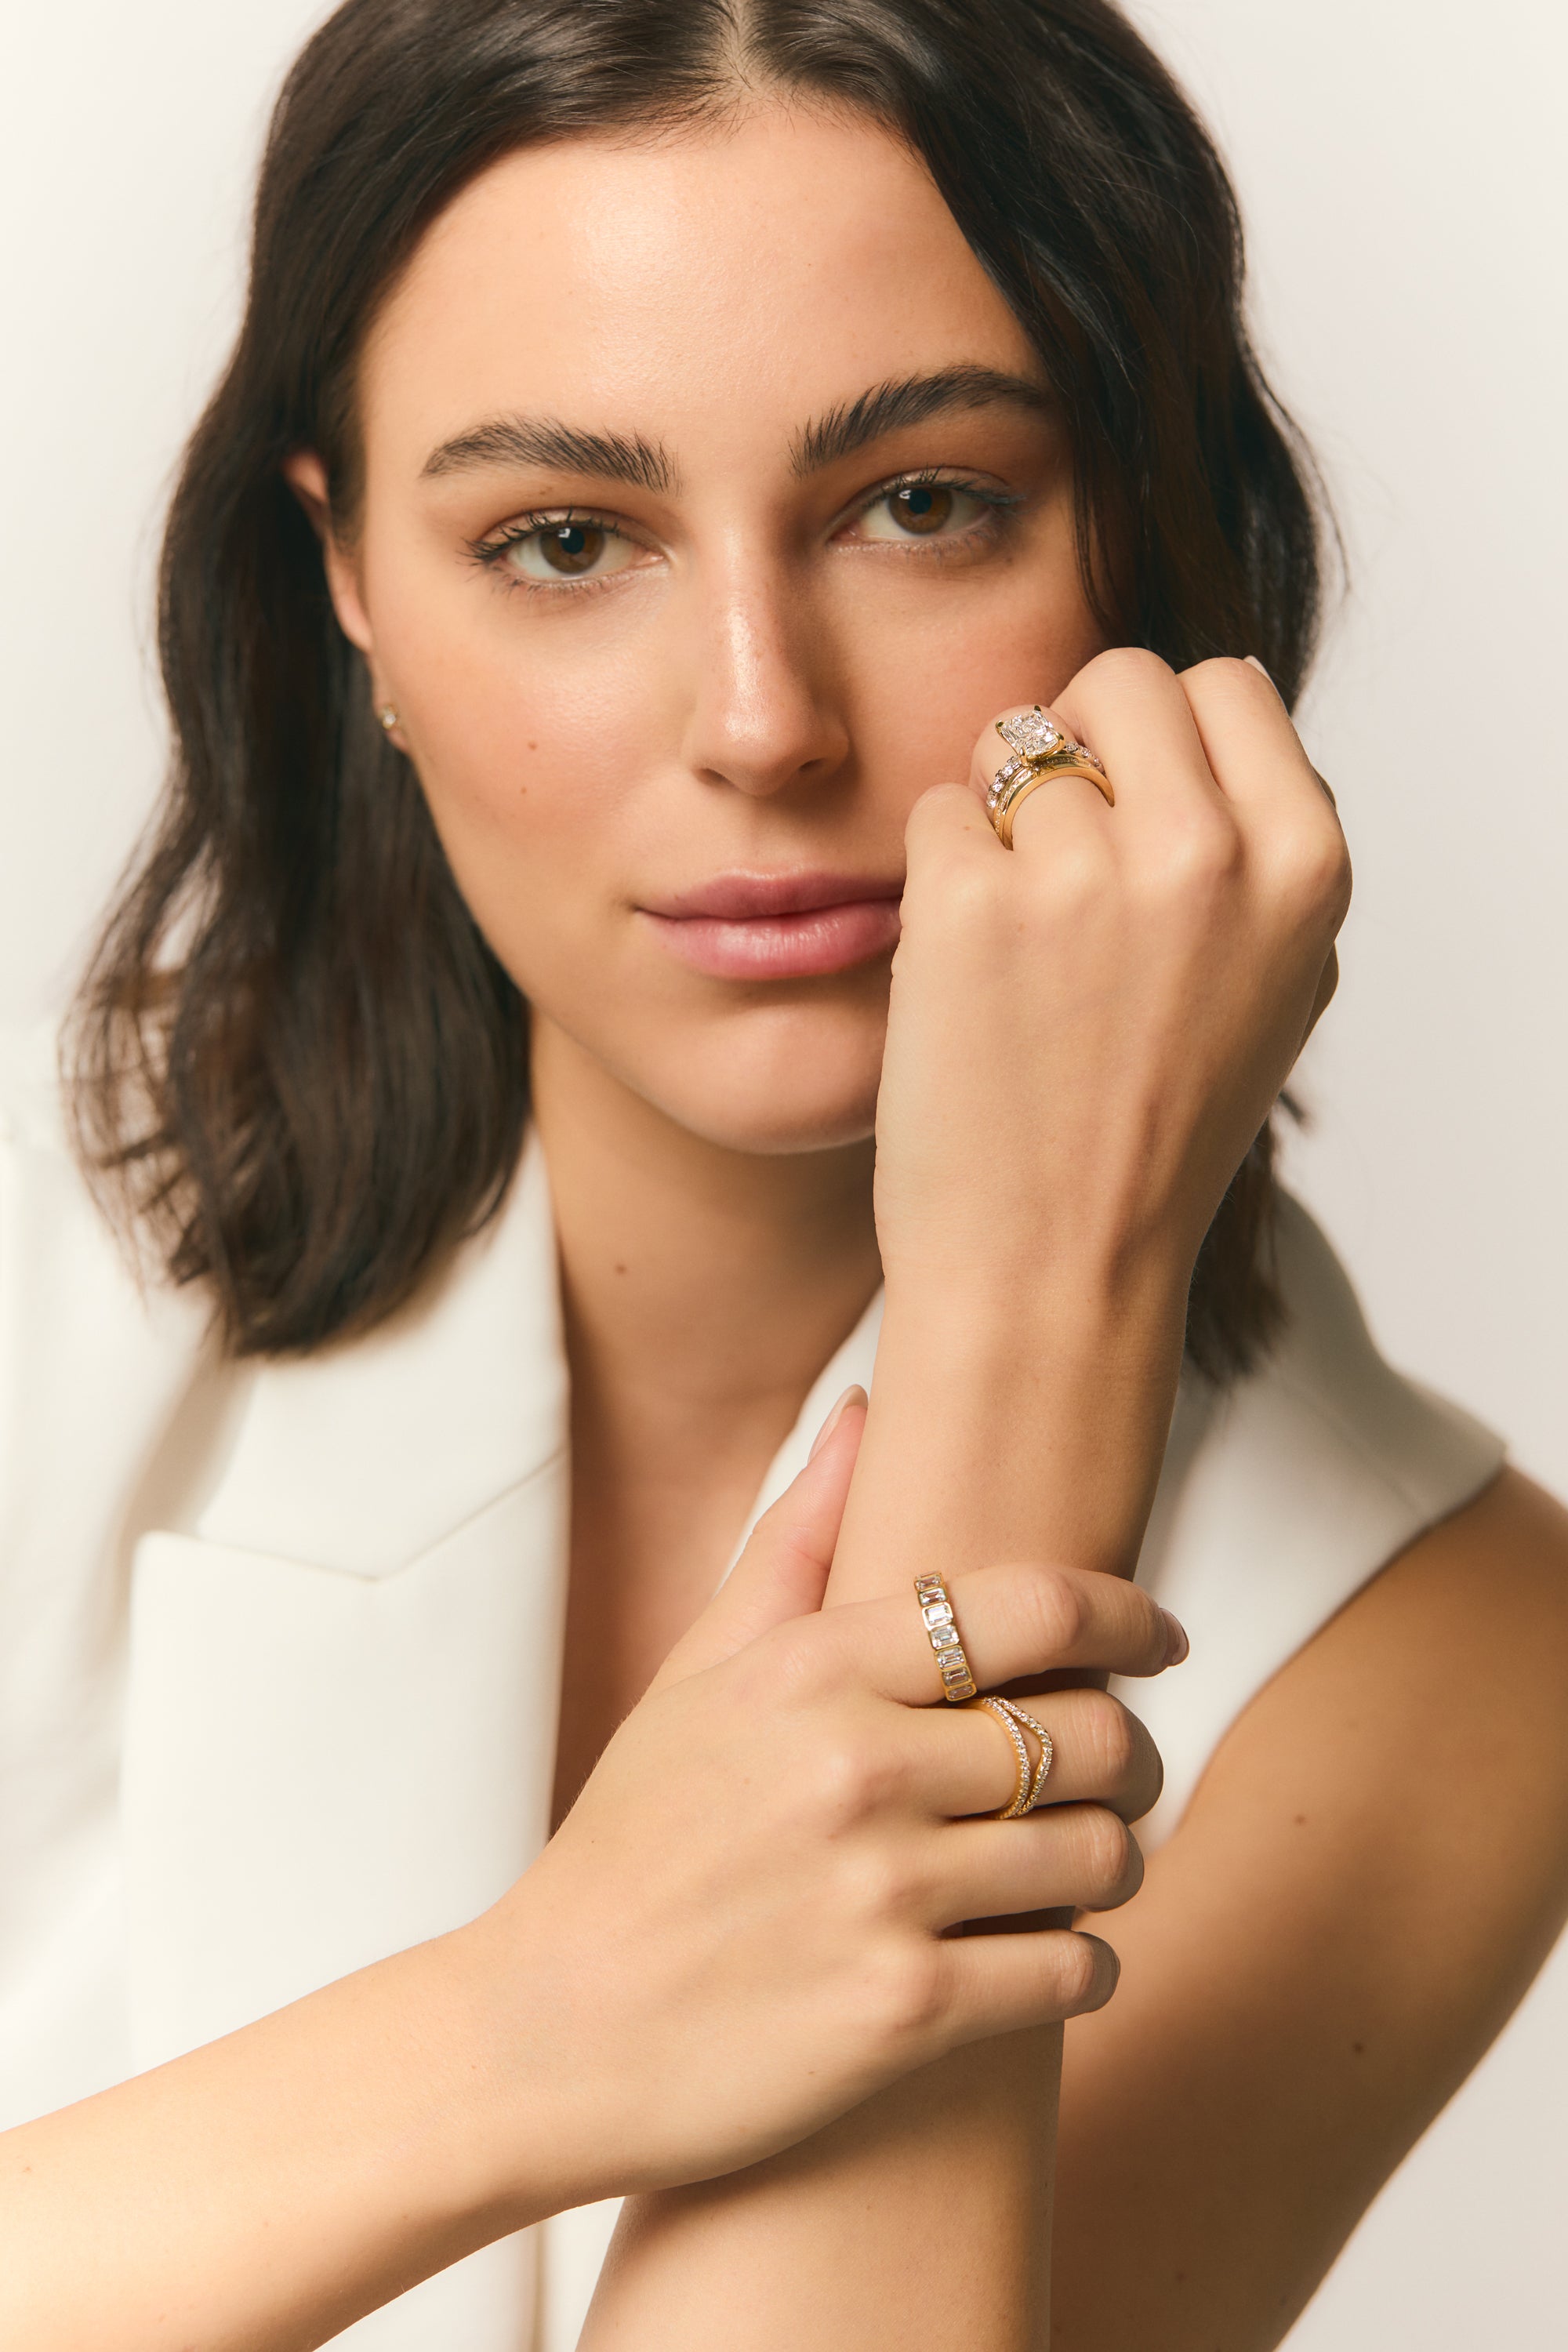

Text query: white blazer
(0, 1025), (1504, 2348)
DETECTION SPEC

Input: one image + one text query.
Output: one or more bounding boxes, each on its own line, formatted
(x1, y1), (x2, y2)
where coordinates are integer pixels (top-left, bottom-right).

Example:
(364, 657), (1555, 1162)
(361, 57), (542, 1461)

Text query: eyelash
(464, 470), (1025, 592)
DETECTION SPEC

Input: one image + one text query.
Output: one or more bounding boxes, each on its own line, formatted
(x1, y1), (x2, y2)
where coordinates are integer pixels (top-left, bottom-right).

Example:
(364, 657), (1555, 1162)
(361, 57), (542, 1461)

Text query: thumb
(654, 1386), (868, 1687)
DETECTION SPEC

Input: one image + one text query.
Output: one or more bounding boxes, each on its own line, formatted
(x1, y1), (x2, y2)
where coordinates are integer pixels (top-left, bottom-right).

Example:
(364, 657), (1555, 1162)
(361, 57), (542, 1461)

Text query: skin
(2, 96), (1564, 2352)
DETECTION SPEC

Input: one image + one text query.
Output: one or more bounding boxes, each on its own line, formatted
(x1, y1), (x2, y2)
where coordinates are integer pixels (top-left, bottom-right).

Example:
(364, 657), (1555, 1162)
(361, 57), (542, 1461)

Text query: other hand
(466, 1393), (1178, 2209)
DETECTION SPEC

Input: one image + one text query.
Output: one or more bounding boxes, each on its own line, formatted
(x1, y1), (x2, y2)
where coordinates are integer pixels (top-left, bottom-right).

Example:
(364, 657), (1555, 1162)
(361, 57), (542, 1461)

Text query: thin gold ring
(913, 1573), (978, 1704)
(990, 1696), (1055, 1815)
(971, 1697), (1033, 1817)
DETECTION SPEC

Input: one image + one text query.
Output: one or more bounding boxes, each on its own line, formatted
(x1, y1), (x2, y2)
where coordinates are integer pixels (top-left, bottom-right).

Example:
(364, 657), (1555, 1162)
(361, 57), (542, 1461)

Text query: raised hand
(873, 650), (1349, 1310)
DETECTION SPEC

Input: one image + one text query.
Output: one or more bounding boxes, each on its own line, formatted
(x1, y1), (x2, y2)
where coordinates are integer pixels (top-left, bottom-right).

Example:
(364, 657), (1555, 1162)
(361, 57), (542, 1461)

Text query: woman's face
(318, 103), (1102, 1154)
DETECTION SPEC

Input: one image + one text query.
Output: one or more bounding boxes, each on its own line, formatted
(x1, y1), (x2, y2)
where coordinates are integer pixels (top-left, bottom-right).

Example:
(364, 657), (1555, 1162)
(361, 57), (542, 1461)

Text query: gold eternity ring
(987, 706), (1115, 848)
(913, 1573), (978, 1703)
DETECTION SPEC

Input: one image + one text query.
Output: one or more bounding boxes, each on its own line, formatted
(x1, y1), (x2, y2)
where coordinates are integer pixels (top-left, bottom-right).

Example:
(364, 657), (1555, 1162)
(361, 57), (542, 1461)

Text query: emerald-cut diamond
(996, 706), (1063, 762)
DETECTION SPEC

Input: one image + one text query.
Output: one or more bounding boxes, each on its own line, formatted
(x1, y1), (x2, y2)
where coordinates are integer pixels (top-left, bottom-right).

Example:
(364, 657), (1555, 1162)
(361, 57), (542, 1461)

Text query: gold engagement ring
(986, 706), (1114, 847)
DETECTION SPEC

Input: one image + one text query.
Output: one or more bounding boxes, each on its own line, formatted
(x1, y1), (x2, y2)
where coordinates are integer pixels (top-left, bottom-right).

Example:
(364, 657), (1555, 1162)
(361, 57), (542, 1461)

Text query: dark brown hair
(69, 0), (1327, 1372)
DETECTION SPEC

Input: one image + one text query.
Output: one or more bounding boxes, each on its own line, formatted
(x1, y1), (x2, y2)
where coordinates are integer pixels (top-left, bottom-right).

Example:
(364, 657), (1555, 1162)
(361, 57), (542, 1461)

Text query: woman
(3, 1), (1566, 2346)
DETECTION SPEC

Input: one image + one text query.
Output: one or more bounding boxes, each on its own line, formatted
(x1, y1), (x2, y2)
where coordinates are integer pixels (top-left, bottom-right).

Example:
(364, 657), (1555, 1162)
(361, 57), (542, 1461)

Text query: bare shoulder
(1256, 1462), (1568, 1853)
(1051, 1466), (1568, 2352)
(1385, 1457), (1568, 1611)
(1171, 1462), (1568, 1998)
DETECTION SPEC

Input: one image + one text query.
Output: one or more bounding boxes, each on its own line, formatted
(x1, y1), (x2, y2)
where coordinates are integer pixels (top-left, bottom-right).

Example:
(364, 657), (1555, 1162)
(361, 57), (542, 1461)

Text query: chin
(637, 1043), (884, 1158)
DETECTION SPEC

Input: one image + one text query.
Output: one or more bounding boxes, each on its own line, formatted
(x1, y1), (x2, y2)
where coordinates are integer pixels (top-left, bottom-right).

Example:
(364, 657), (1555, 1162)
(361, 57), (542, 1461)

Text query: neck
(529, 1016), (882, 1425)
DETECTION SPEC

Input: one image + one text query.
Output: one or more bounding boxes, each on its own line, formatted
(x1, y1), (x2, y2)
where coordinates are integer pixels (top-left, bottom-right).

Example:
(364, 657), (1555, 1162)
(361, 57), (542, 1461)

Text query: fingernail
(1160, 1610), (1189, 1666)
(808, 1384), (868, 1461)
(1243, 655), (1277, 688)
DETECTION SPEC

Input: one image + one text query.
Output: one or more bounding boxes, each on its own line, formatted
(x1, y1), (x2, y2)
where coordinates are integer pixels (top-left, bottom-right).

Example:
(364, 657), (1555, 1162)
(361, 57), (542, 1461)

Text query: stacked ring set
(914, 1572), (1056, 1820)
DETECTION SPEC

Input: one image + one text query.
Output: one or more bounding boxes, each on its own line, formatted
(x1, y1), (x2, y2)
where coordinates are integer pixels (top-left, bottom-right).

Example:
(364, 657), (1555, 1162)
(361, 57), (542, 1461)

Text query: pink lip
(638, 869), (904, 980)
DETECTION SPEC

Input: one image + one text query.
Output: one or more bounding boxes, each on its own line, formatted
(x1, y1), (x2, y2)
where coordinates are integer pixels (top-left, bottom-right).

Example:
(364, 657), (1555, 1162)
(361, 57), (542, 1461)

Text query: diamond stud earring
(377, 706), (399, 732)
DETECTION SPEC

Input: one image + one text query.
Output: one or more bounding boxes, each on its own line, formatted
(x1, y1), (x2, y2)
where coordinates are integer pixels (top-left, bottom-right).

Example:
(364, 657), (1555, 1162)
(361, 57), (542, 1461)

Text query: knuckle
(808, 1731), (884, 1828)
(1017, 1565), (1087, 1662)
(1047, 1929), (1113, 2015)
(1181, 653), (1261, 709)
(1076, 1804), (1134, 1899)
(1144, 807), (1241, 898)
(865, 1936), (949, 2045)
(1281, 818), (1352, 916)
(1080, 645), (1173, 697)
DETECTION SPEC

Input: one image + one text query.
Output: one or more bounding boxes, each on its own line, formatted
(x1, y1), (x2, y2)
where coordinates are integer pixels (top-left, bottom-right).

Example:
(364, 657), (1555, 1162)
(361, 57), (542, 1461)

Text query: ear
(281, 449), (376, 658)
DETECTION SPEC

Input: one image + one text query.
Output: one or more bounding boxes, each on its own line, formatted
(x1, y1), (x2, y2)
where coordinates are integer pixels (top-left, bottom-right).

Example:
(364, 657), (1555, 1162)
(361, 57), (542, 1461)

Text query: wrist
(879, 1236), (1190, 1378)
(424, 1911), (570, 2234)
(833, 1257), (1189, 1597)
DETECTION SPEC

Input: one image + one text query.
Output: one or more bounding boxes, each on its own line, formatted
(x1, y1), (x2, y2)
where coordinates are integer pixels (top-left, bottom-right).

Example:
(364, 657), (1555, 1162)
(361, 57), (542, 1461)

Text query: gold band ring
(987, 706), (1114, 848)
(970, 1696), (1056, 1817)
(913, 1573), (978, 1704)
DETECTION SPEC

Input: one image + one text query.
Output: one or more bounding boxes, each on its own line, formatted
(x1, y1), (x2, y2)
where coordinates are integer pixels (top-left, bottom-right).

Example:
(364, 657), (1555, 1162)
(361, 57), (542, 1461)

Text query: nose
(676, 561), (851, 800)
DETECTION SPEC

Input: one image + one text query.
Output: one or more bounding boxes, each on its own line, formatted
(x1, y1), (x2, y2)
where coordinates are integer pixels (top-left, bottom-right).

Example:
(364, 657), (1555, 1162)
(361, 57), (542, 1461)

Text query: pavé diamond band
(975, 1694), (1056, 1817)
(972, 1696), (1033, 1817)
(913, 1573), (978, 1704)
(987, 705), (1115, 848)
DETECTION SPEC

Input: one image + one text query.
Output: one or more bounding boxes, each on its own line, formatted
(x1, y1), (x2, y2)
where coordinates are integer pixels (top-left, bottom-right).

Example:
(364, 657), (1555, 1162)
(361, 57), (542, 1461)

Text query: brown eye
(500, 517), (639, 585)
(888, 483), (953, 535)
(854, 481), (992, 545)
(538, 521), (605, 573)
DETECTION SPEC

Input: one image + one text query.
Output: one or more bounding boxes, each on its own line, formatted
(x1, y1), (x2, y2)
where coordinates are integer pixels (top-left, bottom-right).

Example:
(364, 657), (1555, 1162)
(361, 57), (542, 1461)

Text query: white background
(2, 0), (1563, 2339)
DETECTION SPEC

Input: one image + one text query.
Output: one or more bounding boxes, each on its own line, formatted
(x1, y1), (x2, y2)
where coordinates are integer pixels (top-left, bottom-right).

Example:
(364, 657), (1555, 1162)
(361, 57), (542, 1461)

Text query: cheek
(829, 550), (1104, 824)
(367, 561), (662, 989)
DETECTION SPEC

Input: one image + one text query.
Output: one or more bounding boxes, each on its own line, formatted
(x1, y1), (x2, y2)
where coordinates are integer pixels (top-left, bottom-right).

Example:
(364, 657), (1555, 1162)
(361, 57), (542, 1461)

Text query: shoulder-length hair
(70, 0), (1327, 1373)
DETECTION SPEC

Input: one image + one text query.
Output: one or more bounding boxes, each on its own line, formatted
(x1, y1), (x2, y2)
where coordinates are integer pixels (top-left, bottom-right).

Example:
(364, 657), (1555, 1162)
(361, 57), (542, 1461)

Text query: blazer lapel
(122, 1137), (570, 2074)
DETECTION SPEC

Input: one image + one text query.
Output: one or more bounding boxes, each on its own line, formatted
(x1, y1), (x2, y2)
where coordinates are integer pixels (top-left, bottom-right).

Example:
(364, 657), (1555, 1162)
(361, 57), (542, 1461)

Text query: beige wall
(2, 1), (1563, 2336)
(1118, 7), (1568, 2339)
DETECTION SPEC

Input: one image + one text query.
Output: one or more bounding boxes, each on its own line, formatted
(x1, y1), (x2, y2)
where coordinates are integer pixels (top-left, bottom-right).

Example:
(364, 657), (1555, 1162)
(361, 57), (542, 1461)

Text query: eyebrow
(421, 414), (674, 492)
(791, 366), (1054, 474)
(419, 365), (1053, 495)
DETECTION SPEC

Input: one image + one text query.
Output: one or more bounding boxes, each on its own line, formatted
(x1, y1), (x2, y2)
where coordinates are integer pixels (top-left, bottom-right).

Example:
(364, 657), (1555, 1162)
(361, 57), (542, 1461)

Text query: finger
(907, 1687), (1163, 1824)
(822, 1561), (1185, 1705)
(939, 1925), (1120, 2040)
(1179, 656), (1352, 858)
(1048, 648), (1230, 833)
(1178, 655), (1352, 978)
(655, 1389), (868, 1686)
(927, 1805), (1145, 1931)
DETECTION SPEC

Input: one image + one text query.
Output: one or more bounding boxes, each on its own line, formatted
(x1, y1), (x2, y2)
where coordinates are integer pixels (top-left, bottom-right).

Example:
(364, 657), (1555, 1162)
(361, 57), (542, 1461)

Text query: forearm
(837, 1262), (1190, 1588)
(587, 2034), (1058, 2350)
(585, 1263), (1189, 2350)
(0, 1923), (556, 2352)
